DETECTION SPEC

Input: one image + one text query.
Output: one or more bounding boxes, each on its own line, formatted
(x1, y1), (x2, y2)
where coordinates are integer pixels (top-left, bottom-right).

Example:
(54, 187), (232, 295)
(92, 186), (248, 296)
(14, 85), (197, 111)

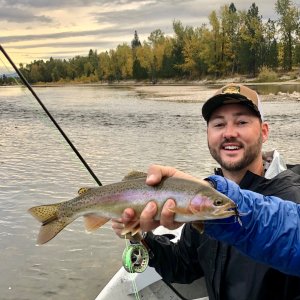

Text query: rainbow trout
(28, 172), (237, 244)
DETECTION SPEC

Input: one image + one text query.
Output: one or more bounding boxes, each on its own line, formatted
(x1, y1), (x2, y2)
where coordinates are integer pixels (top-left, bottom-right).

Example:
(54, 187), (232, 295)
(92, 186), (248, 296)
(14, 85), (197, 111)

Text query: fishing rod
(0, 44), (102, 186)
(0, 45), (189, 300)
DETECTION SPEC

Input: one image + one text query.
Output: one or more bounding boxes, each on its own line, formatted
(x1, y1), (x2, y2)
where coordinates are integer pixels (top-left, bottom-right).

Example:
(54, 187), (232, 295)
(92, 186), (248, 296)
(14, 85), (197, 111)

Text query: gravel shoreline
(132, 84), (300, 103)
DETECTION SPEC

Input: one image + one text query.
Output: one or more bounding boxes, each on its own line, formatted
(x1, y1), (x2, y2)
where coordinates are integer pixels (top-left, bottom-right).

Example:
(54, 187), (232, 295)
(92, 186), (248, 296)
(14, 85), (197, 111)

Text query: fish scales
(59, 178), (198, 217)
(28, 176), (237, 244)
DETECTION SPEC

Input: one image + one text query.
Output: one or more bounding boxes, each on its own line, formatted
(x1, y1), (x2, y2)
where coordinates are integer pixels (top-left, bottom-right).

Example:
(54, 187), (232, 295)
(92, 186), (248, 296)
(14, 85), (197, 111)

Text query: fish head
(189, 191), (237, 220)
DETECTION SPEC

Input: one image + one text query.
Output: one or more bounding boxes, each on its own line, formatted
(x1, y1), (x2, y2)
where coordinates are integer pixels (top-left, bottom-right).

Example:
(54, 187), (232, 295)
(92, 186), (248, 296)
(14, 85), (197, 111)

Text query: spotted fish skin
(28, 176), (237, 245)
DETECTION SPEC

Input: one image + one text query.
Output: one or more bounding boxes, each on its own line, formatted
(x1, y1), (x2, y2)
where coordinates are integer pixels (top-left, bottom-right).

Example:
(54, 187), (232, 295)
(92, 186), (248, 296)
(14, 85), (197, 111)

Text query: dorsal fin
(122, 171), (147, 181)
(78, 187), (92, 195)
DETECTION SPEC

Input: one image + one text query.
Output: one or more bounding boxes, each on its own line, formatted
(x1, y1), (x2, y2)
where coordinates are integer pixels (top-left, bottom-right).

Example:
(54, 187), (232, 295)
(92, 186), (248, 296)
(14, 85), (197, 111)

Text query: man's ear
(262, 122), (269, 143)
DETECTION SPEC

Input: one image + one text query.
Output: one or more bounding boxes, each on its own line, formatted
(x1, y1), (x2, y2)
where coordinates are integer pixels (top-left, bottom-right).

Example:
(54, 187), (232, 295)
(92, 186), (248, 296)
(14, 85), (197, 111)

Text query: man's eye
(214, 123), (224, 127)
(238, 120), (248, 125)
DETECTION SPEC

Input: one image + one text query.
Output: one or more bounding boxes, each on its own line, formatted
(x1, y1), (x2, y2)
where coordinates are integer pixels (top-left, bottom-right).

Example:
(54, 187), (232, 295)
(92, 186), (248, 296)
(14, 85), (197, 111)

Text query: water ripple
(0, 85), (299, 299)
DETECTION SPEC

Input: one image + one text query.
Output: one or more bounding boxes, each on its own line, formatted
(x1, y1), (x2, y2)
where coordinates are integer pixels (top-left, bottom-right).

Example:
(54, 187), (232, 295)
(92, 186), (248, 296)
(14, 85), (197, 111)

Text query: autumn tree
(98, 51), (112, 81)
(207, 10), (222, 76)
(147, 29), (174, 82)
(159, 37), (174, 78)
(172, 20), (194, 77)
(18, 3), (300, 83)
(135, 43), (153, 80)
(220, 3), (240, 75)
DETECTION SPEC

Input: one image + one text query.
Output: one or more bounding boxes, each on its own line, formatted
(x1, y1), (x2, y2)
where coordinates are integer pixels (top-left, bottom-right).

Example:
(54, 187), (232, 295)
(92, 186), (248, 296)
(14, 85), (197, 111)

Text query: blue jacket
(146, 164), (300, 300)
(205, 174), (300, 277)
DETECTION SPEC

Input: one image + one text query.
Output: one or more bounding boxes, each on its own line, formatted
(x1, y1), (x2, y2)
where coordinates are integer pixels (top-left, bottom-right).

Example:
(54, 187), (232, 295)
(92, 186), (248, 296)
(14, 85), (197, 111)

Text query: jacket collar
(263, 150), (287, 179)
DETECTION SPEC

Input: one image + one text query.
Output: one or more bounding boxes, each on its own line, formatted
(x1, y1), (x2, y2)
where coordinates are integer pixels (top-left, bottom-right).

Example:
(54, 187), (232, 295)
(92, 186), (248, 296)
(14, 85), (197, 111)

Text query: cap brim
(202, 93), (261, 121)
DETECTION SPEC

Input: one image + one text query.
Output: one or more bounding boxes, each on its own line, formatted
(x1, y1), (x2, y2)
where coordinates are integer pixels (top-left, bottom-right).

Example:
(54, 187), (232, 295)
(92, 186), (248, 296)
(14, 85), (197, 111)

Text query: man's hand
(145, 164), (199, 185)
(111, 164), (198, 238)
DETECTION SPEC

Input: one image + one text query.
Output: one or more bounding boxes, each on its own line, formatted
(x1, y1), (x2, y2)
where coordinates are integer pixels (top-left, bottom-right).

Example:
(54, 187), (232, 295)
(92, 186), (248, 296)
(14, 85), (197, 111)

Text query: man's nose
(223, 124), (238, 139)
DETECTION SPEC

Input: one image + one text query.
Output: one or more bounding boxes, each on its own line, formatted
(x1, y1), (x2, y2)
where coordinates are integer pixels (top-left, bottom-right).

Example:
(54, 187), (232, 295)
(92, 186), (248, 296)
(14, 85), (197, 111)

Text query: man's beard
(208, 134), (263, 172)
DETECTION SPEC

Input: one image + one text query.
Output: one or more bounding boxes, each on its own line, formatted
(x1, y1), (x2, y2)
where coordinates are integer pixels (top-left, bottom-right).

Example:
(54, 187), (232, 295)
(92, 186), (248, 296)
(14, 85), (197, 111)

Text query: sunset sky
(0, 0), (281, 70)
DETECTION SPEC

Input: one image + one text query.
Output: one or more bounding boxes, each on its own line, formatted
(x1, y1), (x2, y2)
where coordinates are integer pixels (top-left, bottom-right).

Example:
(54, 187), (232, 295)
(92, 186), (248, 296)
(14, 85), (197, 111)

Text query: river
(0, 84), (299, 300)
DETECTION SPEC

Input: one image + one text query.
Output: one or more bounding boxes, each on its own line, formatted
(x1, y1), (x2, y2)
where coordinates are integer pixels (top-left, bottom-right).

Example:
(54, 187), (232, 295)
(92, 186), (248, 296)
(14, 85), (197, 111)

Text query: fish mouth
(214, 202), (237, 217)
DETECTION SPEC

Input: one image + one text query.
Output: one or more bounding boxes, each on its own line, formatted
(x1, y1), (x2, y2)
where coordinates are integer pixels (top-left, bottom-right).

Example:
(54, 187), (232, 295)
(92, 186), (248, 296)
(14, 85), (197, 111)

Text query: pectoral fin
(168, 206), (191, 215)
(84, 214), (109, 232)
(121, 220), (141, 236)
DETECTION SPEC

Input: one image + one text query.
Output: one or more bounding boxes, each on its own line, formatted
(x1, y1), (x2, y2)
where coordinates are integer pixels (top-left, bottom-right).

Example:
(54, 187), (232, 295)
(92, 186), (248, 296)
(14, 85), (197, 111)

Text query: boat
(96, 226), (209, 300)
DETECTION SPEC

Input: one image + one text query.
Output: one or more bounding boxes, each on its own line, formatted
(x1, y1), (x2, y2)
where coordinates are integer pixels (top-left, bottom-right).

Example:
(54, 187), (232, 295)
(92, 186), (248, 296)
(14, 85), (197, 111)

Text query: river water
(0, 84), (299, 300)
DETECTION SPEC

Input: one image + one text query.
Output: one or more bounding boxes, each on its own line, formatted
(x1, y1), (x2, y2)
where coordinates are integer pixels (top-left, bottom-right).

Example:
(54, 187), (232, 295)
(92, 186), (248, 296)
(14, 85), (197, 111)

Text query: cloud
(2, 0), (96, 8)
(0, 6), (52, 23)
(9, 41), (116, 49)
(91, 0), (211, 35)
(0, 0), (280, 65)
(2, 0), (145, 9)
(0, 0), (278, 27)
(0, 27), (154, 44)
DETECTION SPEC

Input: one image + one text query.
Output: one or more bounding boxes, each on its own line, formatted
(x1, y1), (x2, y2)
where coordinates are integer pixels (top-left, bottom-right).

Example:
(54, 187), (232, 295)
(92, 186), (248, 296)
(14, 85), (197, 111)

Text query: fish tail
(28, 204), (73, 245)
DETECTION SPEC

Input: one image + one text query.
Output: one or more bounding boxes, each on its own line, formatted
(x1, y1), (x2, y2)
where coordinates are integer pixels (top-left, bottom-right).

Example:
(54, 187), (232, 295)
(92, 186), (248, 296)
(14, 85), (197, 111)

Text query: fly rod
(1, 45), (191, 300)
(0, 44), (102, 186)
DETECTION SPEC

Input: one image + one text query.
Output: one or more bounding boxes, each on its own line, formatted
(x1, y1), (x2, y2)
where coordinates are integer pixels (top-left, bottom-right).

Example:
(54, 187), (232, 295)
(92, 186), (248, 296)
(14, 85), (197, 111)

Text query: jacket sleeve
(144, 224), (204, 283)
(204, 175), (300, 277)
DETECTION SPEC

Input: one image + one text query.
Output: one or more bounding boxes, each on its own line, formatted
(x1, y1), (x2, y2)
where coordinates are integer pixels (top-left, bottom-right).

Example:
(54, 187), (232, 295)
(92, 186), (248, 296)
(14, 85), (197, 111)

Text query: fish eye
(214, 199), (223, 206)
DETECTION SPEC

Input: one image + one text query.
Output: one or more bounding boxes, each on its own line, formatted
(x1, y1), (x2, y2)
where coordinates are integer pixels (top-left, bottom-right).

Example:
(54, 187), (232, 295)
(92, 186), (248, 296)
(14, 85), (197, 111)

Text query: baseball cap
(202, 83), (264, 121)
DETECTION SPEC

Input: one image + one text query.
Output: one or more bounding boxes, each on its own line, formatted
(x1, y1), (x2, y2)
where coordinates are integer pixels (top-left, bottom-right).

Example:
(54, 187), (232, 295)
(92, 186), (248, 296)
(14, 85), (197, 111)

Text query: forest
(1, 0), (299, 84)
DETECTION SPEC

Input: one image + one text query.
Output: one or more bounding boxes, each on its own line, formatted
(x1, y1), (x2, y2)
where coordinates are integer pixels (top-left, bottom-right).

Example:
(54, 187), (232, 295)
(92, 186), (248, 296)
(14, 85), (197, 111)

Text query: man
(112, 84), (300, 299)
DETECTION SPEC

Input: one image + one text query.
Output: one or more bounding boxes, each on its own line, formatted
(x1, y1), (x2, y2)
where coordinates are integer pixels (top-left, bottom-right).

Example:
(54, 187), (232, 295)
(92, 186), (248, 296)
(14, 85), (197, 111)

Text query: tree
(172, 20), (195, 77)
(239, 3), (264, 76)
(131, 30), (146, 79)
(148, 29), (165, 45)
(98, 51), (112, 81)
(208, 10), (222, 76)
(115, 43), (133, 79)
(87, 49), (99, 76)
(135, 43), (153, 79)
(263, 19), (279, 69)
(220, 3), (240, 74)
(131, 30), (142, 49)
(180, 27), (206, 78)
(275, 0), (299, 70)
(159, 38), (175, 78)
(16, 3), (300, 83)
(147, 29), (169, 81)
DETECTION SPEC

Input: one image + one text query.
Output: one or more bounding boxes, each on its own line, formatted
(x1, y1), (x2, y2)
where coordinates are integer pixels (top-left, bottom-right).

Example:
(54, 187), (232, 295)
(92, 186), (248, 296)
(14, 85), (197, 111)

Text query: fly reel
(122, 244), (149, 273)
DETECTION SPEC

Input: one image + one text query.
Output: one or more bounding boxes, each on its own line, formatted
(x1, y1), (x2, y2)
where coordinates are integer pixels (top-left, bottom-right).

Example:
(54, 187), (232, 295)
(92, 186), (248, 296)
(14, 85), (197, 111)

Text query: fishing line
(0, 44), (102, 186)
(1, 45), (190, 300)
(124, 238), (142, 300)
(1, 45), (146, 299)
(0, 53), (14, 76)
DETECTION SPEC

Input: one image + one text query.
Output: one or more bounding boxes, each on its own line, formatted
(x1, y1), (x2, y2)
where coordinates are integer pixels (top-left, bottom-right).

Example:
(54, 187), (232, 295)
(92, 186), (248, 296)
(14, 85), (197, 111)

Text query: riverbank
(30, 76), (300, 88)
(2, 78), (300, 103)
(131, 83), (300, 103)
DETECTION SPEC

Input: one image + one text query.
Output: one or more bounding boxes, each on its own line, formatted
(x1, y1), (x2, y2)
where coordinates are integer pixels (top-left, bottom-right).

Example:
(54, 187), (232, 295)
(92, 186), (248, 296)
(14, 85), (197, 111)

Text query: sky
(0, 0), (283, 68)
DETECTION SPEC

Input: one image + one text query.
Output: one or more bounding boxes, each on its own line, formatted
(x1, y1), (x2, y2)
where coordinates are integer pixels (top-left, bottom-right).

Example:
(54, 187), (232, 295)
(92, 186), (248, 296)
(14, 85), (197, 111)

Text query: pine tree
(275, 0), (299, 70)
(131, 31), (141, 49)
